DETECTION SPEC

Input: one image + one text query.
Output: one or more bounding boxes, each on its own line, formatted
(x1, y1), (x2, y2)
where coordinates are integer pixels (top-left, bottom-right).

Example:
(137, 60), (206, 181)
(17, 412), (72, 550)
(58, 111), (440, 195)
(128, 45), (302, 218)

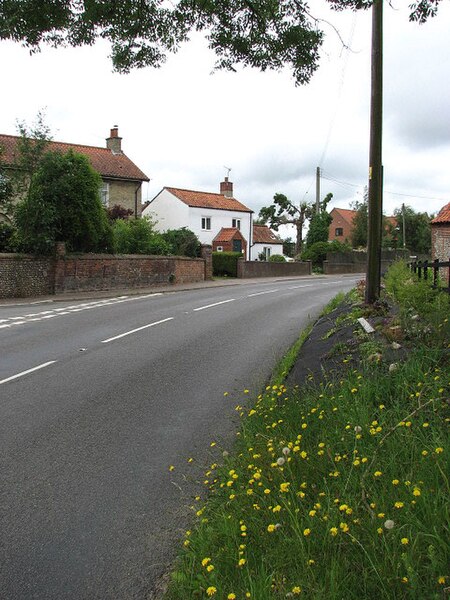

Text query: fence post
(423, 260), (428, 281)
(433, 259), (439, 288)
(417, 261), (422, 279)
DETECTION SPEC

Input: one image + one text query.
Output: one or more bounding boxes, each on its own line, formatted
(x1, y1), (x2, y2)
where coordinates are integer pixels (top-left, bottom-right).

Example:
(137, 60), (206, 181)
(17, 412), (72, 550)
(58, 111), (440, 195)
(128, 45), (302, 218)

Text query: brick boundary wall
(237, 260), (312, 278)
(323, 249), (412, 275)
(0, 246), (212, 299)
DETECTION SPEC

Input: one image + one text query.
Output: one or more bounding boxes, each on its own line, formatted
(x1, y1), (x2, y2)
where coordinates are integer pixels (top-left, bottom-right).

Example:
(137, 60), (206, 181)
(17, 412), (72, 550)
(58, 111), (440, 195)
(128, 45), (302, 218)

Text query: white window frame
(264, 246), (271, 259)
(100, 181), (110, 207)
(216, 246), (223, 252)
(201, 216), (211, 231)
(232, 218), (241, 230)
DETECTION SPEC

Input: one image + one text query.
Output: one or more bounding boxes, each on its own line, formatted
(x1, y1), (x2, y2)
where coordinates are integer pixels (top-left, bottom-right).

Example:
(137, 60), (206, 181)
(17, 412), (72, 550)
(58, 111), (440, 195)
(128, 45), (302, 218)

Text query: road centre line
(247, 289), (279, 297)
(288, 284), (313, 289)
(0, 361), (57, 385)
(193, 299), (235, 312)
(101, 317), (174, 344)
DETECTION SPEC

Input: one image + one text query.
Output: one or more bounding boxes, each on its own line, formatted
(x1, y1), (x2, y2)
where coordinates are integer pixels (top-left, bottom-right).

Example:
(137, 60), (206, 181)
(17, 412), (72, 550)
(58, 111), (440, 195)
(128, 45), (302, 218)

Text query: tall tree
(305, 192), (333, 247)
(259, 193), (317, 256)
(0, 1), (442, 81)
(0, 110), (52, 222)
(15, 149), (113, 255)
(393, 204), (431, 255)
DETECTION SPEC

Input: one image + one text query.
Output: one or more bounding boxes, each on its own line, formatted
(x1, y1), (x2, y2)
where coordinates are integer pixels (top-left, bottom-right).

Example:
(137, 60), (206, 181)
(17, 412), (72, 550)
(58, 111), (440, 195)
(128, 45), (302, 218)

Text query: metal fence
(409, 258), (450, 294)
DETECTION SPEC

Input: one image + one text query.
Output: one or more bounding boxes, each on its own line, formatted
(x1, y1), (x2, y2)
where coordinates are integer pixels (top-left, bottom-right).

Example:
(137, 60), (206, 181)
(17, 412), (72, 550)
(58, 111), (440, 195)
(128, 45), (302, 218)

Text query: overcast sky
(1, 0), (449, 226)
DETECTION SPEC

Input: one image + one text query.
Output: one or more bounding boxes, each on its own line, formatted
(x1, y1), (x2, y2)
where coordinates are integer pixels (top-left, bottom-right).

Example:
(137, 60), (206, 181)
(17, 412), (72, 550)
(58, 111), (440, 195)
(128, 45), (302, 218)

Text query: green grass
(164, 266), (449, 600)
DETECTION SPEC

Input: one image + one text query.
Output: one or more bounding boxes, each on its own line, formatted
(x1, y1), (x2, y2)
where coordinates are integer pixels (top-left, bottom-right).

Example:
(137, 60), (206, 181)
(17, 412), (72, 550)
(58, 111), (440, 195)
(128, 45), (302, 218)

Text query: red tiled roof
(431, 202), (450, 224)
(213, 228), (246, 243)
(253, 224), (282, 244)
(332, 207), (357, 224)
(166, 187), (252, 213)
(0, 133), (149, 182)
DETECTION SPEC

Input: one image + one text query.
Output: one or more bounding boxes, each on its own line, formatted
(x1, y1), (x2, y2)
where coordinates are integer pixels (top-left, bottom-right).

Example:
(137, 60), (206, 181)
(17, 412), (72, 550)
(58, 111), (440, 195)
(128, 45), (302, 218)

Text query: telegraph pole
(365, 0), (383, 304)
(315, 166), (321, 213)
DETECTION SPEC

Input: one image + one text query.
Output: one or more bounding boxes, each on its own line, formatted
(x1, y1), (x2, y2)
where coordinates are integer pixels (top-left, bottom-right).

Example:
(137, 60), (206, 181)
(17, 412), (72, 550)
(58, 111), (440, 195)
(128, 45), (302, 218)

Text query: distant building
(251, 224), (284, 260)
(143, 178), (254, 260)
(328, 208), (357, 244)
(431, 202), (450, 280)
(0, 126), (149, 218)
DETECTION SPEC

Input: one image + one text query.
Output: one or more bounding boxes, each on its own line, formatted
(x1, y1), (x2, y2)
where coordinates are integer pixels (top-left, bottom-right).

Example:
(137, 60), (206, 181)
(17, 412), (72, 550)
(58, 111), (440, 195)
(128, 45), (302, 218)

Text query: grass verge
(164, 265), (449, 600)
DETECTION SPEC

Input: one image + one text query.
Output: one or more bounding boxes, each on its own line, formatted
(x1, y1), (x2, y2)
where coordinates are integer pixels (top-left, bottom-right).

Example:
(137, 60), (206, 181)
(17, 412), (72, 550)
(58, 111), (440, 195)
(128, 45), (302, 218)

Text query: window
(335, 227), (343, 237)
(99, 182), (109, 207)
(201, 216), (211, 231)
(232, 218), (241, 230)
(216, 246), (223, 252)
(263, 246), (271, 259)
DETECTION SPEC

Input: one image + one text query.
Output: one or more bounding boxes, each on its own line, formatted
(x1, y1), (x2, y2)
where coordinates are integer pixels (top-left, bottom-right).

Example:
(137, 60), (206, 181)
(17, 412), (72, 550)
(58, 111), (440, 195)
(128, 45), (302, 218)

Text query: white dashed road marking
(0, 361), (57, 385)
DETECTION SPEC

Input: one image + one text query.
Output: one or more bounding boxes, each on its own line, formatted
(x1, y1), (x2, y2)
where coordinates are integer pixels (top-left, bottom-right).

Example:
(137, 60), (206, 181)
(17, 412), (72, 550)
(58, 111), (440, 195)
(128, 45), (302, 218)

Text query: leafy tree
(350, 198), (369, 248)
(0, 1), (441, 82)
(0, 150), (14, 223)
(393, 205), (431, 255)
(305, 193), (333, 247)
(15, 149), (113, 254)
(0, 110), (52, 223)
(259, 193), (314, 256)
(282, 237), (295, 258)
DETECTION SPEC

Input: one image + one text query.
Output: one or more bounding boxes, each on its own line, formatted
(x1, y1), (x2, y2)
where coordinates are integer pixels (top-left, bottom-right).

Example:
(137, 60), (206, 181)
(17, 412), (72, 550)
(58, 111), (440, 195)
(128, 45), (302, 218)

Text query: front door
(233, 239), (242, 253)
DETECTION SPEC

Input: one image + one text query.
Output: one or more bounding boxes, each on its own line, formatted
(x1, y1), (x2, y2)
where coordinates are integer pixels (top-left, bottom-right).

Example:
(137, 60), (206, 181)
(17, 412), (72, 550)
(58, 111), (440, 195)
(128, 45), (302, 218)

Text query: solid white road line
(193, 299), (236, 312)
(101, 317), (174, 344)
(0, 361), (57, 385)
(247, 289), (279, 297)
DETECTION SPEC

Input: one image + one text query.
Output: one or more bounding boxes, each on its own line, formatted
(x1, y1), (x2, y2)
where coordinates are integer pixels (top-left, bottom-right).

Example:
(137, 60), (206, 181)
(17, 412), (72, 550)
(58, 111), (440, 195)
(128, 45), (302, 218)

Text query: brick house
(251, 224), (284, 260)
(431, 202), (450, 281)
(0, 126), (149, 218)
(328, 208), (357, 243)
(143, 177), (254, 259)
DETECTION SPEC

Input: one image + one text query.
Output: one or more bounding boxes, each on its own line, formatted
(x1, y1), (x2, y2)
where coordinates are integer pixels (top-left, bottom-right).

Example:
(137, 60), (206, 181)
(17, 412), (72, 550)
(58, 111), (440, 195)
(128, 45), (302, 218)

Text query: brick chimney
(106, 125), (122, 154)
(220, 177), (233, 198)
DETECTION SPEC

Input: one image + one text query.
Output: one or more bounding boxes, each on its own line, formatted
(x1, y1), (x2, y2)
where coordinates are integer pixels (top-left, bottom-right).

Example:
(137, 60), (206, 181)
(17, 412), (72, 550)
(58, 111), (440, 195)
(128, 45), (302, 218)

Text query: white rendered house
(250, 224), (284, 261)
(143, 178), (254, 259)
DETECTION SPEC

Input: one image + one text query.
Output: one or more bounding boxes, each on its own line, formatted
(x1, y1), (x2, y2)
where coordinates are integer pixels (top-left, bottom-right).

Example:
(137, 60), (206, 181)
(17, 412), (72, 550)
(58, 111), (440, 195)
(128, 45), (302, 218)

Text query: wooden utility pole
(365, 0), (383, 304)
(315, 166), (320, 213)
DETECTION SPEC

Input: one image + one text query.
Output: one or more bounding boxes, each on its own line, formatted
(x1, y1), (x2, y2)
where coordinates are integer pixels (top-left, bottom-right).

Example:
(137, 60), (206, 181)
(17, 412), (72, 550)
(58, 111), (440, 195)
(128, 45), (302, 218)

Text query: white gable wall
(142, 188), (190, 231)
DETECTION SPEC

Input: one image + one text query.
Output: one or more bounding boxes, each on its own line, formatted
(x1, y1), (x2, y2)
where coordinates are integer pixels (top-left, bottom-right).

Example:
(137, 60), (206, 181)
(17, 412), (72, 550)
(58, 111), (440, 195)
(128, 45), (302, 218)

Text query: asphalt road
(0, 276), (359, 599)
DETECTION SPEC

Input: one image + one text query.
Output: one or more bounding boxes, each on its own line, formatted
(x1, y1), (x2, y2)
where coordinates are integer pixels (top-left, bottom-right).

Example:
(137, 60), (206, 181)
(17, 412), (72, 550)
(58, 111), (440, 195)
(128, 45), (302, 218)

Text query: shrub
(212, 251), (242, 277)
(302, 240), (351, 267)
(106, 204), (133, 221)
(162, 227), (201, 257)
(268, 254), (286, 262)
(112, 217), (172, 255)
(0, 222), (16, 252)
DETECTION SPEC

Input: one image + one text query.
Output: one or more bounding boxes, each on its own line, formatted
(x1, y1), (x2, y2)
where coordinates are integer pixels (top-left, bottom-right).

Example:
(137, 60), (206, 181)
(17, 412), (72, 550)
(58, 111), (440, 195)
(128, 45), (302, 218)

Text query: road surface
(0, 276), (359, 599)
